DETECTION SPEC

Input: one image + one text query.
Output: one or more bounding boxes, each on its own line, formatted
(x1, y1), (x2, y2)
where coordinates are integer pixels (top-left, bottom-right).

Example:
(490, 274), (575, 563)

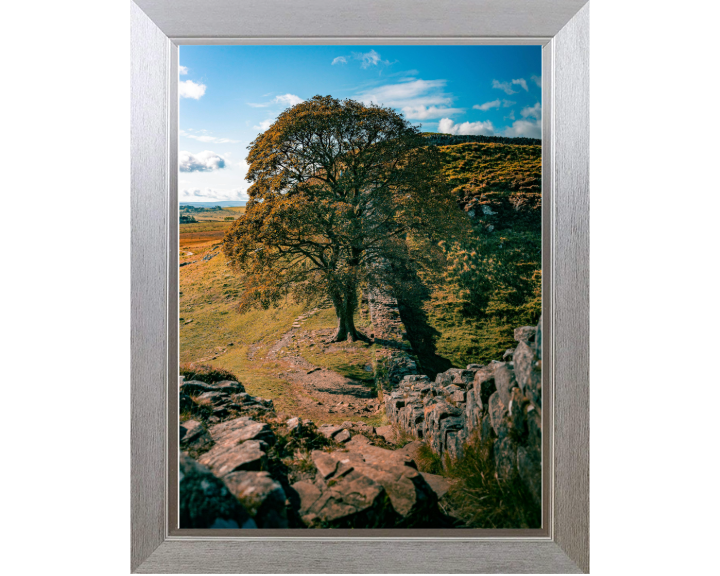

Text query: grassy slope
(179, 221), (375, 419)
(438, 142), (541, 196)
(402, 142), (542, 369)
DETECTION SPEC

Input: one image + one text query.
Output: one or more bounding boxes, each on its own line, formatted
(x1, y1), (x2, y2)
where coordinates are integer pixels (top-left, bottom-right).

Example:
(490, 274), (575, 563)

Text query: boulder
(445, 429), (466, 461)
(180, 420), (213, 450)
(209, 418), (275, 446)
(488, 392), (509, 438)
(509, 387), (528, 433)
(215, 380), (245, 394)
(346, 434), (371, 446)
(493, 363), (517, 406)
(351, 462), (437, 521)
(517, 445), (542, 506)
(502, 348), (515, 361)
(352, 423), (375, 435)
(465, 389), (483, 433)
(179, 454), (256, 529)
(375, 425), (399, 444)
(223, 471), (289, 528)
(290, 481), (323, 517)
(451, 370), (476, 388)
(180, 380), (217, 396)
(525, 404), (542, 449)
(198, 439), (268, 477)
(317, 424), (343, 439)
(493, 436), (517, 480)
(335, 429), (352, 443)
(344, 442), (416, 470)
(196, 391), (232, 405)
(402, 374), (430, 384)
(285, 417), (302, 435)
(481, 412), (495, 443)
(514, 326), (537, 344)
(420, 471), (451, 500)
(513, 340), (542, 407)
(312, 451), (339, 479)
(473, 367), (497, 406)
(301, 469), (391, 528)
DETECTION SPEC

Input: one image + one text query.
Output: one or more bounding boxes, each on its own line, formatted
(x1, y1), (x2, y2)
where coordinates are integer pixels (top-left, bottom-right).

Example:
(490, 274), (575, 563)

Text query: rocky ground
(179, 376), (456, 529)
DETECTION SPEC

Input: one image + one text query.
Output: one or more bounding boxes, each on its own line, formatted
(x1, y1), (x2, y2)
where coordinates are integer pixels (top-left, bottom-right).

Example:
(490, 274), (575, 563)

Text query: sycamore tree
(222, 95), (464, 342)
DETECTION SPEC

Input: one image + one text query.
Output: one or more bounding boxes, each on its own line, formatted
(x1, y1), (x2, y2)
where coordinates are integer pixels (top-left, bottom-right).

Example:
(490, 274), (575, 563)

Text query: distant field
(179, 221), (233, 252)
(180, 206), (245, 223)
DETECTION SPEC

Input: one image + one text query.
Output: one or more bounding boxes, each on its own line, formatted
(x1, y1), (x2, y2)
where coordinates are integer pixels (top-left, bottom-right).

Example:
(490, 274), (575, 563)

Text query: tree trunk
(329, 288), (369, 343)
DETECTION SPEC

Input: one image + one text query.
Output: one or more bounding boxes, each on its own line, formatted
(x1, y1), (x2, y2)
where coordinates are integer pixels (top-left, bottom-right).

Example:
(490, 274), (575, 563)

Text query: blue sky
(179, 45), (541, 202)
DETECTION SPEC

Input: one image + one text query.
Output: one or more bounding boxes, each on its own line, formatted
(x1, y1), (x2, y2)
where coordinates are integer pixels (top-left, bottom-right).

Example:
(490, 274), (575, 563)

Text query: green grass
(180, 250), (317, 412)
(299, 340), (376, 384)
(444, 437), (540, 529)
(179, 220), (235, 234)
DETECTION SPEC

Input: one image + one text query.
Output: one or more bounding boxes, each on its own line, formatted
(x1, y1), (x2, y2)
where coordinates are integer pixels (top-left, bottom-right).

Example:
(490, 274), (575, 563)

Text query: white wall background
(1, 1), (717, 573)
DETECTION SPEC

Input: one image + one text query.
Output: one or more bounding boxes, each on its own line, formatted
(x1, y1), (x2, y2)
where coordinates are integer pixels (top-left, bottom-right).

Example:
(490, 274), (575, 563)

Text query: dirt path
(259, 323), (382, 422)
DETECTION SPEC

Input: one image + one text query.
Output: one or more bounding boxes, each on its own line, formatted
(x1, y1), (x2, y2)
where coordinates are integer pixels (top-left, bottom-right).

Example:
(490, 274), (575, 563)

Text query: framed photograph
(131, 0), (588, 572)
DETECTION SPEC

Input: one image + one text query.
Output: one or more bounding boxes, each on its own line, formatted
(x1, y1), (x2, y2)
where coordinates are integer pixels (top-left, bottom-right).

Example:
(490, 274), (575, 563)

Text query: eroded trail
(259, 323), (382, 423)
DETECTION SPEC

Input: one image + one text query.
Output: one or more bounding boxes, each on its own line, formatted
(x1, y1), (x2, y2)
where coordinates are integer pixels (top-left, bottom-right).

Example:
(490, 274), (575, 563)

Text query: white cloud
(513, 78), (529, 91)
(474, 99), (501, 111)
(476, 99), (516, 110)
(492, 78), (528, 95)
(356, 79), (451, 108)
(502, 118), (541, 139)
(274, 93), (304, 106)
(504, 110), (516, 121)
(248, 93), (304, 108)
(254, 119), (274, 132)
(492, 80), (516, 95)
(179, 80), (206, 99)
(438, 118), (495, 136)
(521, 102), (542, 120)
(179, 151), (227, 172)
(401, 105), (464, 120)
(179, 130), (240, 144)
(352, 49), (389, 69)
(180, 188), (249, 202)
(531, 75), (542, 87)
(179, 65), (188, 75)
(332, 56), (347, 65)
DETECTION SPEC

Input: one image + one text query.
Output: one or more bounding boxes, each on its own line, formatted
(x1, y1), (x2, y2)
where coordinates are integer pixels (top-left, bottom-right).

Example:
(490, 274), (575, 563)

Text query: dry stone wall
(384, 317), (543, 505)
(366, 288), (421, 392)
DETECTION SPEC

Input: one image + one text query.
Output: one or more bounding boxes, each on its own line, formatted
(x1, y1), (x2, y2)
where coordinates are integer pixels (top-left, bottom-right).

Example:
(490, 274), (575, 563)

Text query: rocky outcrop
(385, 316), (543, 505)
(179, 377), (449, 528)
(291, 435), (438, 527)
(179, 453), (257, 529)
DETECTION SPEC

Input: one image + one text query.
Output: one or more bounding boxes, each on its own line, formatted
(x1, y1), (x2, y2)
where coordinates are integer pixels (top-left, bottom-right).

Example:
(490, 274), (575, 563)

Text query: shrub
(445, 437), (540, 529)
(180, 363), (239, 384)
(416, 442), (444, 475)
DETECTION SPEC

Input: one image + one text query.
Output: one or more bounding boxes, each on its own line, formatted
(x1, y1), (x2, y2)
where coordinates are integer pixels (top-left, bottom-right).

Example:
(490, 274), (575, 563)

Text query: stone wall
(366, 288), (421, 393)
(384, 317), (543, 505)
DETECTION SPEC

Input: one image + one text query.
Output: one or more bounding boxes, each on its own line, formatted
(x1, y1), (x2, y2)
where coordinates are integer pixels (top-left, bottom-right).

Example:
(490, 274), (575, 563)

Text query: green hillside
(398, 141), (542, 373)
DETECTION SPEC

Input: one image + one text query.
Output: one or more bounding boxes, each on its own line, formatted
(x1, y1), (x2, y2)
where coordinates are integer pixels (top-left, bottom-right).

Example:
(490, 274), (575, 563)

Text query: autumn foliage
(223, 95), (465, 342)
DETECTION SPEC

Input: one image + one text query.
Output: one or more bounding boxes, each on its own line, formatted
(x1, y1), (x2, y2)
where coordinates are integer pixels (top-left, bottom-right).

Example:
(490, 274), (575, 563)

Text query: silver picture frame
(131, 0), (589, 572)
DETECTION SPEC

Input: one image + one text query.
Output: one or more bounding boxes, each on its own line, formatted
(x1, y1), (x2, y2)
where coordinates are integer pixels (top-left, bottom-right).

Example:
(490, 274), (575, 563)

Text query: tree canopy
(222, 95), (466, 341)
